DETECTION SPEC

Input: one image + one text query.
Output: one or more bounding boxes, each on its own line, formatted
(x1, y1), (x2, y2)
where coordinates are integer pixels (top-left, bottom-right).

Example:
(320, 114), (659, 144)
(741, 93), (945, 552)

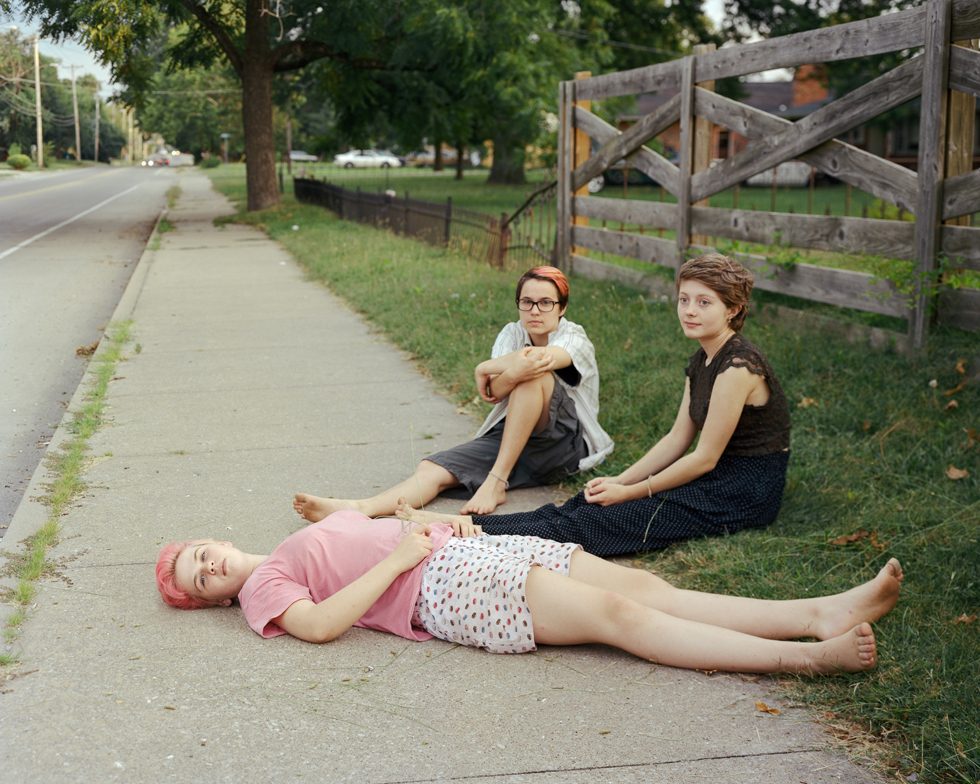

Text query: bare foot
(808, 623), (877, 674)
(460, 476), (507, 515)
(395, 499), (471, 528)
(292, 493), (363, 524)
(812, 558), (904, 640)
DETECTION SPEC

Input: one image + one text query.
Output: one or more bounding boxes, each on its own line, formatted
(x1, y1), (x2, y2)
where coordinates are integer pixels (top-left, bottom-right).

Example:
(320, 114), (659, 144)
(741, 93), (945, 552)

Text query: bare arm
(585, 368), (758, 505)
(273, 529), (434, 643)
(476, 346), (572, 403)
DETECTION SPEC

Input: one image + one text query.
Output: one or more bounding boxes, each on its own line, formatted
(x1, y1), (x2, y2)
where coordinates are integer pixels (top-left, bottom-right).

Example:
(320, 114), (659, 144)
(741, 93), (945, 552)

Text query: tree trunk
(454, 142), (465, 180)
(433, 138), (444, 171)
(488, 133), (526, 184)
(242, 0), (279, 211)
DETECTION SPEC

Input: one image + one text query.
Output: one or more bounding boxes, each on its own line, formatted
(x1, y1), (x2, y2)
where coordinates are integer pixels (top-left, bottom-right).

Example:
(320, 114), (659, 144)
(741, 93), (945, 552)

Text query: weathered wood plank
(556, 81), (572, 270)
(941, 225), (980, 269)
(574, 195), (677, 228)
(676, 56), (696, 262)
(692, 57), (924, 202)
(949, 44), (980, 97)
(695, 88), (918, 211)
(573, 108), (680, 195)
(938, 286), (980, 331)
(727, 252), (910, 318)
(952, 0), (980, 40)
(570, 255), (677, 299)
(692, 43), (716, 247)
(691, 207), (916, 259)
(574, 59), (682, 101)
(571, 96), (680, 191)
(573, 0), (980, 98)
(573, 225), (681, 268)
(911, 0), (953, 348)
(696, 6), (927, 81)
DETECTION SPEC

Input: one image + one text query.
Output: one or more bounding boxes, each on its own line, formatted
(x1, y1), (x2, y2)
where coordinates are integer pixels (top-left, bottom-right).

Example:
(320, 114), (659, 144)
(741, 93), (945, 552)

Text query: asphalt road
(0, 164), (174, 534)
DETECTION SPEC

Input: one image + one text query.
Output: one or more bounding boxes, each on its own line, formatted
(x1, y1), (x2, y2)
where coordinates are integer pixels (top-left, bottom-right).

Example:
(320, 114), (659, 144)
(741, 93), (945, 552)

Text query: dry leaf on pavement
(755, 701), (781, 715)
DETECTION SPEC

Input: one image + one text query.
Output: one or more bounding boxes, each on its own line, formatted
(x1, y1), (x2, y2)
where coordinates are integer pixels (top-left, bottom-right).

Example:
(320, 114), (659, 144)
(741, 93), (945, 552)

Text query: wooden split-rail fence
(555, 0), (980, 347)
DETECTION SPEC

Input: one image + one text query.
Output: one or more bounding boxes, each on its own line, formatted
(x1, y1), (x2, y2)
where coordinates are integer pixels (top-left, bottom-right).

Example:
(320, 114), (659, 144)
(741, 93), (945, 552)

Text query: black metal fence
(294, 177), (556, 268)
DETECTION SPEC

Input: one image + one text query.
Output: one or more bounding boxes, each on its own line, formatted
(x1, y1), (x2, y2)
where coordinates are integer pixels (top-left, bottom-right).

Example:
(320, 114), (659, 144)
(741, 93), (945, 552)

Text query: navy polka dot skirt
(473, 451), (790, 557)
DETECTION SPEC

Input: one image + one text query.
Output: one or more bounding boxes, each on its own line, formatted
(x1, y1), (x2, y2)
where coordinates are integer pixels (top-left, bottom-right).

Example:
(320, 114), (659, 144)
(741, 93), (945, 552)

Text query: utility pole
(33, 35), (44, 168)
(68, 64), (81, 161)
(93, 99), (100, 163)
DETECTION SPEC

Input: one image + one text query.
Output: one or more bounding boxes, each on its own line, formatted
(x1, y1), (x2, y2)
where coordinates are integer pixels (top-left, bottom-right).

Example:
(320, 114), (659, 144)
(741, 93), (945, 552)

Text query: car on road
(140, 153), (169, 167)
(289, 150), (319, 162)
(333, 149), (403, 168)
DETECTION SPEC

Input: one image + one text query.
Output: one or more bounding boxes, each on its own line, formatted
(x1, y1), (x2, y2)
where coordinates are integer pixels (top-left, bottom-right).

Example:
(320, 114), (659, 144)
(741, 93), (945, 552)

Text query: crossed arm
(274, 529), (434, 643)
(584, 366), (761, 506)
(476, 346), (572, 404)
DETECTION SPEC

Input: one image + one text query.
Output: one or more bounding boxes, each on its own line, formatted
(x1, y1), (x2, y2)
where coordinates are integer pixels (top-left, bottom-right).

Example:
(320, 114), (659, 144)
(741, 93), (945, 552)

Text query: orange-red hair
(515, 266), (570, 308)
(155, 541), (211, 610)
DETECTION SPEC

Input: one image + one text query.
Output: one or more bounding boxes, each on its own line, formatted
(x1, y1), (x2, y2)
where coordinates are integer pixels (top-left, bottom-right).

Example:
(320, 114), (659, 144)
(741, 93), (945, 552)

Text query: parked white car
(333, 149), (403, 168)
(289, 150), (318, 162)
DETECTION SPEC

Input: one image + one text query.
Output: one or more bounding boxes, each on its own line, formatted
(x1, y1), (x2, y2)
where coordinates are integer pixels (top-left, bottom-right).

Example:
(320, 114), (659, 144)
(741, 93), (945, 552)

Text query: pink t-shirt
(238, 511), (453, 641)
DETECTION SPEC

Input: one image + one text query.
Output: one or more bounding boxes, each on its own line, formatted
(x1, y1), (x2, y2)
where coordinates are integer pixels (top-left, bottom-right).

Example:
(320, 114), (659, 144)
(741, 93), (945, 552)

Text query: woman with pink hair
(294, 266), (613, 519)
(155, 511), (903, 675)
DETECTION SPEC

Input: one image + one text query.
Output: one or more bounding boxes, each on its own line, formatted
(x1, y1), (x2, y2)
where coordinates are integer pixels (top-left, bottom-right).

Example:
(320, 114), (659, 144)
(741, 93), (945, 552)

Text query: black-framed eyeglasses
(517, 297), (558, 312)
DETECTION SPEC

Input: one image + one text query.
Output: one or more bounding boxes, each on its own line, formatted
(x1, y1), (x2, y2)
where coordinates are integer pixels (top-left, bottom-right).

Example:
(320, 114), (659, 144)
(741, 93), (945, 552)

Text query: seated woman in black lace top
(398, 253), (792, 557)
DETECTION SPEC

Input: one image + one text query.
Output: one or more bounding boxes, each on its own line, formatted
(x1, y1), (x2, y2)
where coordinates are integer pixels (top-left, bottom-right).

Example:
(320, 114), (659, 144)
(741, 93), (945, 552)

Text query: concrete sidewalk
(0, 170), (884, 783)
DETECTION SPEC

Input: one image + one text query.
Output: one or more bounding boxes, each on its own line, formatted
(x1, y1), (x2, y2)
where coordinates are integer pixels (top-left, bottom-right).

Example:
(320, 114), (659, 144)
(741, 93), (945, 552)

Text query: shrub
(199, 156), (221, 169)
(7, 154), (31, 170)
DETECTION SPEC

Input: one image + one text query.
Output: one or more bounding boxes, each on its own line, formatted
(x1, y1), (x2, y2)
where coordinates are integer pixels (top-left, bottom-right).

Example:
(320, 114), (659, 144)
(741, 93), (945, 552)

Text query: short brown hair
(676, 253), (754, 331)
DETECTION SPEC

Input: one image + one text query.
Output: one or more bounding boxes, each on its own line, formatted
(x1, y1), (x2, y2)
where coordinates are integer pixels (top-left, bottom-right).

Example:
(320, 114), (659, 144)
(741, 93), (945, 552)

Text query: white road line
(0, 183), (144, 261)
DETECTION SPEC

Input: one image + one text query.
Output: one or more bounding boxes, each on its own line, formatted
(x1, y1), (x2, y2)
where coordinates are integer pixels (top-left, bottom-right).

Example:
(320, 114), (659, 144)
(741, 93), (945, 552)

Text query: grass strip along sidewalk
(1, 322), (132, 661)
(206, 168), (977, 784)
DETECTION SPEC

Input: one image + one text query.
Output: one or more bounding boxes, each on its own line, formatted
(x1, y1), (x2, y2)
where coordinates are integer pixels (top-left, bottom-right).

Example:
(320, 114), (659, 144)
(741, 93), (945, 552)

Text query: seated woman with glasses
(396, 253), (793, 558)
(294, 266), (613, 519)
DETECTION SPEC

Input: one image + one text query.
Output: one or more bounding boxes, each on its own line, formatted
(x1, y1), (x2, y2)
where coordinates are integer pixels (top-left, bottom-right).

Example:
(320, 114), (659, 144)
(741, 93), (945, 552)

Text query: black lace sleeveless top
(685, 334), (791, 456)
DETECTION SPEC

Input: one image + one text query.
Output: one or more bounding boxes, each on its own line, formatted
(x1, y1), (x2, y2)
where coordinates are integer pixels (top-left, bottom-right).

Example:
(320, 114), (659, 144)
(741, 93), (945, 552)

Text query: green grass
(1, 322), (133, 652)
(207, 168), (978, 783)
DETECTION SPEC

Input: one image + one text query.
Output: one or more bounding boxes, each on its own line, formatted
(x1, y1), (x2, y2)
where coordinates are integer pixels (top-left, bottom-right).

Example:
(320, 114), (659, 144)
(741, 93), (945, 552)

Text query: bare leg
(461, 373), (555, 515)
(525, 567), (878, 674)
(395, 499), (472, 528)
(567, 551), (903, 641)
(294, 460), (458, 522)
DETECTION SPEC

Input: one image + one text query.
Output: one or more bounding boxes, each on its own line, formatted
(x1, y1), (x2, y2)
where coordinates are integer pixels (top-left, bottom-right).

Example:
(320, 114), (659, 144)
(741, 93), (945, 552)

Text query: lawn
(205, 164), (978, 784)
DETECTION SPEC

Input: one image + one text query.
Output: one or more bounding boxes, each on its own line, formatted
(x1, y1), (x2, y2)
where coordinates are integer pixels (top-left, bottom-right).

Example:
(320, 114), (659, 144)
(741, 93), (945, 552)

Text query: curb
(0, 205), (168, 641)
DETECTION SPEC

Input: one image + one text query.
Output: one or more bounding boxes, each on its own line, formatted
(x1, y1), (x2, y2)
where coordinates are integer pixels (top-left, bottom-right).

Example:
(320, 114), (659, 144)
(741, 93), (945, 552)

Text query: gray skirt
(426, 379), (587, 495)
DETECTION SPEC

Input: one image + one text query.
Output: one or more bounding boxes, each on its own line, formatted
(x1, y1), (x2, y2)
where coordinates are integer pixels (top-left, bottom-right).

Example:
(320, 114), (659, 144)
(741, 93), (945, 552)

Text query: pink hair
(516, 266), (570, 308)
(156, 541), (210, 610)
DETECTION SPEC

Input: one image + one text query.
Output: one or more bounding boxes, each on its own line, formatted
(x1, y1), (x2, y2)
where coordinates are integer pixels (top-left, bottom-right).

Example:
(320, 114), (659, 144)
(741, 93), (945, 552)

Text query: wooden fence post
(676, 55), (696, 267)
(910, 0), (953, 349)
(556, 80), (572, 271)
(944, 37), (978, 228)
(691, 43), (716, 248)
(572, 71), (592, 259)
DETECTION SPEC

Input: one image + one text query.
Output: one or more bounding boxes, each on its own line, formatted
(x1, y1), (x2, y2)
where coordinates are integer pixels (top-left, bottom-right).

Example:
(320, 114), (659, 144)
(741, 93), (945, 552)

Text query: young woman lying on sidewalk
(294, 265), (613, 518)
(395, 253), (792, 557)
(156, 511), (903, 675)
